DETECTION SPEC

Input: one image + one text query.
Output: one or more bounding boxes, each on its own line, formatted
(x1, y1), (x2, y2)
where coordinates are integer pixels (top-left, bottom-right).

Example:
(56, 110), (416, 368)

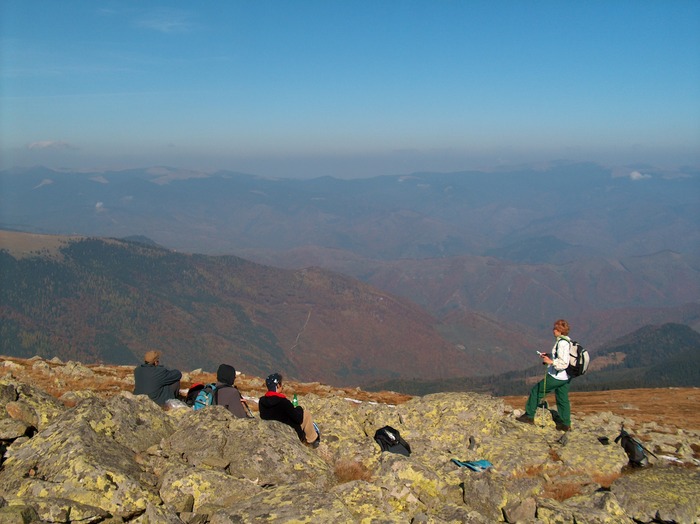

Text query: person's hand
(541, 354), (553, 365)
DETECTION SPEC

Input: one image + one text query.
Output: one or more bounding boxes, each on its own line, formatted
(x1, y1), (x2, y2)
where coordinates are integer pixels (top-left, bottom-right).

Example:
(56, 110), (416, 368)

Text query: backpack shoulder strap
(554, 335), (571, 356)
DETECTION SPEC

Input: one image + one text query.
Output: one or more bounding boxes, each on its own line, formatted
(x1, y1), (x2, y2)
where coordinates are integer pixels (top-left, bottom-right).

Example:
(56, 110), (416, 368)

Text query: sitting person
(133, 350), (182, 406)
(214, 363), (251, 418)
(258, 373), (320, 448)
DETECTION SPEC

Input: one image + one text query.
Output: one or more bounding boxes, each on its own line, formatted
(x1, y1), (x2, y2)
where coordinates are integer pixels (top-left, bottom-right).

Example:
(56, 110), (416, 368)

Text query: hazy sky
(2, 1), (699, 178)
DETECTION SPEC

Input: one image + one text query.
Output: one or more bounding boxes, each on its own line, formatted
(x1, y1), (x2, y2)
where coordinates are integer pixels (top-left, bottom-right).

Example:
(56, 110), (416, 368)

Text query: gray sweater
(133, 364), (182, 406)
(215, 384), (249, 418)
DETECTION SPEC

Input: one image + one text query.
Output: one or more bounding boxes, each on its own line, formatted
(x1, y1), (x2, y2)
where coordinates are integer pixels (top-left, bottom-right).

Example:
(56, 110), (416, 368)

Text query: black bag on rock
(374, 425), (411, 456)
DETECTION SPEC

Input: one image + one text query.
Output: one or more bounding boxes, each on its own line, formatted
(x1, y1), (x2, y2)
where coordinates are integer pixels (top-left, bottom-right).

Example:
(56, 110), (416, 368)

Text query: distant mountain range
(2, 163), (698, 261)
(365, 322), (700, 395)
(1, 162), (698, 383)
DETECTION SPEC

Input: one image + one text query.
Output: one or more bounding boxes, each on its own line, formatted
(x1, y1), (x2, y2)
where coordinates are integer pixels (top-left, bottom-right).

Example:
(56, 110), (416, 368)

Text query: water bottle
(292, 394), (298, 407)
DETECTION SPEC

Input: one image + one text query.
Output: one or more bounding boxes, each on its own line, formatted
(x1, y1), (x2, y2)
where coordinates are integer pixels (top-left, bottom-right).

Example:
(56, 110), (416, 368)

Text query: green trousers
(525, 375), (571, 426)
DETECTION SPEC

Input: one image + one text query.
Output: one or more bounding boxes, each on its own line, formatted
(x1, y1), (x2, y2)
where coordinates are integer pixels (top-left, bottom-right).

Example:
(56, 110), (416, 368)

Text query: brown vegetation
(334, 459), (373, 483)
(503, 388), (700, 431)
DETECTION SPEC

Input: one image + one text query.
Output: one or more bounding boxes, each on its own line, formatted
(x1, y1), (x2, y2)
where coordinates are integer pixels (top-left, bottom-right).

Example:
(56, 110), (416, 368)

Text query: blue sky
(2, 1), (699, 178)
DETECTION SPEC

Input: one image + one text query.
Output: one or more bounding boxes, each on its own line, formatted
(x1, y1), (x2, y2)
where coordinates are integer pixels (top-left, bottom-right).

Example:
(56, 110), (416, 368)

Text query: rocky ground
(0, 356), (698, 523)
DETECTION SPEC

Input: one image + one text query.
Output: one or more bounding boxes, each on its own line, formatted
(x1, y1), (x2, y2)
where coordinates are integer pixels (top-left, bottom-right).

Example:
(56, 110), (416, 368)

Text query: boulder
(611, 466), (700, 523)
(159, 464), (263, 512)
(0, 396), (162, 519)
(161, 406), (333, 488)
(0, 419), (31, 441)
(208, 482), (356, 523)
(0, 503), (40, 523)
(2, 382), (65, 430)
(65, 392), (175, 453)
(1, 496), (111, 523)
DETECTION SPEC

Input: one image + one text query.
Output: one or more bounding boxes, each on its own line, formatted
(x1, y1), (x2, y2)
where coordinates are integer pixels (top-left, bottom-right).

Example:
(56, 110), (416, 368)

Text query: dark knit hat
(265, 373), (282, 391)
(217, 364), (236, 386)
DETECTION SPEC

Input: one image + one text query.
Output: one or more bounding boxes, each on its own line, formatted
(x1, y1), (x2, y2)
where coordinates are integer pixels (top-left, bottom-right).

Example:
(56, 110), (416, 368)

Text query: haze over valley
(1, 161), (698, 391)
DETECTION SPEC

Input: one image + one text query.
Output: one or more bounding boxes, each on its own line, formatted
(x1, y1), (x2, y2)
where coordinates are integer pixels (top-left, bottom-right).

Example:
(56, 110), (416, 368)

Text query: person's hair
(265, 372), (283, 391)
(554, 319), (570, 336)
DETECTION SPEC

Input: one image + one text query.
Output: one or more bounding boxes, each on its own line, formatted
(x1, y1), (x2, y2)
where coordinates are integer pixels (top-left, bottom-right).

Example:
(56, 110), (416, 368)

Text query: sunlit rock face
(0, 359), (698, 523)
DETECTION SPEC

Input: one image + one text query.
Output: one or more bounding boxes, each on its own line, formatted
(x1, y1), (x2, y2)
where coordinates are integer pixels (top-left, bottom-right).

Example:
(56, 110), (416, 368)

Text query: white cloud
(628, 170), (651, 181)
(95, 202), (105, 212)
(27, 141), (75, 150)
(33, 179), (54, 189)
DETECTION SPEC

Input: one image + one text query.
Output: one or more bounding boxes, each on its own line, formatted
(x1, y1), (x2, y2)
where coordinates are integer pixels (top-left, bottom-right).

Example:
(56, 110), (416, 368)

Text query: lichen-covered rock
(159, 464), (263, 512)
(371, 453), (457, 515)
(208, 482), (356, 523)
(460, 469), (514, 521)
(0, 384), (18, 412)
(536, 491), (633, 524)
(65, 392), (175, 453)
(0, 408), (160, 517)
(2, 496), (111, 523)
(2, 382), (65, 430)
(55, 360), (95, 378)
(502, 497), (537, 523)
(59, 389), (101, 404)
(161, 406), (333, 488)
(0, 503), (40, 523)
(303, 394), (387, 467)
(611, 466), (700, 523)
(130, 502), (182, 523)
(0, 373), (697, 523)
(331, 480), (403, 522)
(0, 419), (30, 441)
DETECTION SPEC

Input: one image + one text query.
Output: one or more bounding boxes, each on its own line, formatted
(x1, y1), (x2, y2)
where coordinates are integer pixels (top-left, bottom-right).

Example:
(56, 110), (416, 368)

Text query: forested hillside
(0, 234), (494, 386)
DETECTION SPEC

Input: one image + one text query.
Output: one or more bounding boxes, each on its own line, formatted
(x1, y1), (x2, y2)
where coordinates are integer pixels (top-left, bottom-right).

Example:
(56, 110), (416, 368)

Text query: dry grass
(542, 481), (583, 501)
(591, 472), (621, 488)
(334, 459), (373, 483)
(502, 387), (700, 431)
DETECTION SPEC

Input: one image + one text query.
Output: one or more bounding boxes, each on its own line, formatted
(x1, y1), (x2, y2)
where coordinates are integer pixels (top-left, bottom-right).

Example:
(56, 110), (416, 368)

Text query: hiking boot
(307, 426), (321, 449)
(556, 423), (571, 432)
(516, 414), (534, 425)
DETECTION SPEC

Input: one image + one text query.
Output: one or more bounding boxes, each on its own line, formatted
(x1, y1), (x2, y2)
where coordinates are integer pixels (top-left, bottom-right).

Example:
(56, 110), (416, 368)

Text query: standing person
(214, 363), (251, 418)
(516, 319), (573, 431)
(133, 350), (182, 406)
(259, 373), (320, 448)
